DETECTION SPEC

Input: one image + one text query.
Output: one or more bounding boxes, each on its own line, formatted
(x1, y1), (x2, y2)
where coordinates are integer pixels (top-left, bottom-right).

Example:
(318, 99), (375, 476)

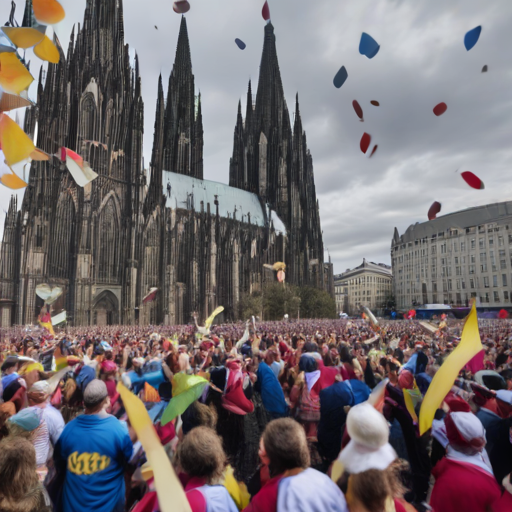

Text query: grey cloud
(1, 0), (512, 276)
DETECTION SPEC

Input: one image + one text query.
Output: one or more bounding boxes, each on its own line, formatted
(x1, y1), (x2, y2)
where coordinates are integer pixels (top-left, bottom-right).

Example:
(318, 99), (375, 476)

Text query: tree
(239, 284), (337, 320)
(299, 286), (337, 319)
(239, 291), (262, 320)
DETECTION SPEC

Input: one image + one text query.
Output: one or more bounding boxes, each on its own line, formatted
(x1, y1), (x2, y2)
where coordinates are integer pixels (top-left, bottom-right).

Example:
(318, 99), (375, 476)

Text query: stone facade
(334, 259), (393, 316)
(392, 201), (512, 309)
(0, 0), (331, 326)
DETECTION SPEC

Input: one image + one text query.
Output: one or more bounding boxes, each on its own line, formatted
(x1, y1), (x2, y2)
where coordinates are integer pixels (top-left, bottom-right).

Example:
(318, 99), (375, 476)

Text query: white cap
(339, 402), (397, 474)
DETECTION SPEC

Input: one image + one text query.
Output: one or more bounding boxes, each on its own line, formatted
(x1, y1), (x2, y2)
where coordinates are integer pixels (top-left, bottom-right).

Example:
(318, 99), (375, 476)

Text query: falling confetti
(61, 147), (98, 187)
(34, 35), (60, 64)
(360, 133), (371, 154)
(464, 26), (482, 51)
(370, 145), (378, 157)
(0, 114), (35, 166)
(33, 0), (66, 25)
(262, 1), (271, 22)
(0, 90), (32, 112)
(433, 102), (447, 116)
(173, 1), (190, 14)
(481, 65), (488, 73)
(352, 100), (363, 121)
(359, 32), (380, 59)
(428, 201), (442, 220)
(333, 66), (348, 89)
(235, 38), (246, 50)
(1, 27), (45, 49)
(0, 170), (28, 189)
(0, 53), (34, 94)
(370, 100), (380, 107)
(461, 171), (484, 190)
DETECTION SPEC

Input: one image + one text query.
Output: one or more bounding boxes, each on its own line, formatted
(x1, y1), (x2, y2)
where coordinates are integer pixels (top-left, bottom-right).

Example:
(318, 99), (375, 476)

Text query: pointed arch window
(97, 197), (121, 284)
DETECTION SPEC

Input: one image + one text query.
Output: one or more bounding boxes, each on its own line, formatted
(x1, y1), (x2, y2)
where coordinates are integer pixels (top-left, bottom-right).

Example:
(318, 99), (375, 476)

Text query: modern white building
(392, 201), (512, 309)
(334, 259), (393, 316)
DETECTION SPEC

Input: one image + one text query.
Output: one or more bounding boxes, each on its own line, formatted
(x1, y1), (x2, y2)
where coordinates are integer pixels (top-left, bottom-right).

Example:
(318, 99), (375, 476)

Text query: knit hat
(83, 379), (108, 408)
(445, 411), (486, 455)
(339, 402), (397, 474)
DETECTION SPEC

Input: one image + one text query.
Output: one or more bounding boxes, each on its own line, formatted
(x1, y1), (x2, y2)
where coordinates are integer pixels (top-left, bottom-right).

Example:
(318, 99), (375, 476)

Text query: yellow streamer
(204, 306), (224, 329)
(117, 382), (192, 512)
(419, 302), (482, 434)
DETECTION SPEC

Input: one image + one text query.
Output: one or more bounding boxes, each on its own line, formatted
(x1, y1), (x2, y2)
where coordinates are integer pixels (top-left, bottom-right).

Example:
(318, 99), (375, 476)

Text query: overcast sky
(1, 0), (512, 275)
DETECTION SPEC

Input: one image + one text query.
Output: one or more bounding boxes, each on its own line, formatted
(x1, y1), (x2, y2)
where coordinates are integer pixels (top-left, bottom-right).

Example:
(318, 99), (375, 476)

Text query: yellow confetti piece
(30, 148), (50, 161)
(33, 35), (60, 64)
(0, 53), (34, 95)
(0, 170), (28, 189)
(0, 114), (35, 166)
(2, 27), (45, 49)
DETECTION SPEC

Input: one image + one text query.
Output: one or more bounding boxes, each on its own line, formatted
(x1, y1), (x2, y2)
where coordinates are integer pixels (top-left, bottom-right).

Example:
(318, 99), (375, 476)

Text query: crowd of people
(0, 314), (512, 512)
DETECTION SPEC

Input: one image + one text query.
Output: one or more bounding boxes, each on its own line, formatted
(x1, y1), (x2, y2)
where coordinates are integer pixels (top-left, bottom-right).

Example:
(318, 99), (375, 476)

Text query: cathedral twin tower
(0, 0), (330, 327)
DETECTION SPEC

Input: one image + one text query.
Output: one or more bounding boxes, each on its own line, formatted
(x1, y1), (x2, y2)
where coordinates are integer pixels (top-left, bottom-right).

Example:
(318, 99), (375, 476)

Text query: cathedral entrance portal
(93, 290), (119, 326)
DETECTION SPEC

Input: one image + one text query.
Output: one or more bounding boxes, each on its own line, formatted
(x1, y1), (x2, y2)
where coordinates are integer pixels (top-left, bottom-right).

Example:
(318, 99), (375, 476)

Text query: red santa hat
(445, 411), (486, 455)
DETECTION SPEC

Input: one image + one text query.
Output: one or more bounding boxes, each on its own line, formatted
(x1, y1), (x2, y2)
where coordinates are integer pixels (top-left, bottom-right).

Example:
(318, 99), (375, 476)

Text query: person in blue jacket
(54, 380), (133, 512)
(255, 352), (289, 419)
(317, 379), (371, 467)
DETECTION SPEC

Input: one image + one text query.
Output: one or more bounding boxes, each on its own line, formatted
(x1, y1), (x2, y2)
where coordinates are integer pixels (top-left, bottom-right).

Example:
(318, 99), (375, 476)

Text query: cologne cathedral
(0, 0), (332, 327)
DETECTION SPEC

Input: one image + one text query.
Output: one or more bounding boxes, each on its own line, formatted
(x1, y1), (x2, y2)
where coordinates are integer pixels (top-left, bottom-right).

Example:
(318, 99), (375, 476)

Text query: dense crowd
(1, 315), (512, 512)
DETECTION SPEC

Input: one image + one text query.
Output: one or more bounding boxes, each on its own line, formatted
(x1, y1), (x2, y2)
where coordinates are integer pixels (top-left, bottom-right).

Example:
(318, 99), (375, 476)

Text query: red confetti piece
(352, 100), (363, 121)
(428, 201), (441, 220)
(461, 171), (484, 190)
(433, 102), (447, 116)
(262, 1), (270, 21)
(369, 145), (378, 157)
(360, 133), (371, 154)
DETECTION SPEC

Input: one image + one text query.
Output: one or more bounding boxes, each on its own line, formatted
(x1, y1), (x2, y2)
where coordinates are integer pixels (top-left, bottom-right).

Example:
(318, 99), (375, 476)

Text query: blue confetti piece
(464, 26), (482, 51)
(333, 66), (348, 89)
(359, 32), (380, 59)
(235, 38), (246, 50)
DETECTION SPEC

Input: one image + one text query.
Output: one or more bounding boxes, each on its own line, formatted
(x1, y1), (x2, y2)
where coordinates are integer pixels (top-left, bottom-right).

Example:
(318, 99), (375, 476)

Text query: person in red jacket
(493, 472), (512, 512)
(430, 410), (502, 512)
